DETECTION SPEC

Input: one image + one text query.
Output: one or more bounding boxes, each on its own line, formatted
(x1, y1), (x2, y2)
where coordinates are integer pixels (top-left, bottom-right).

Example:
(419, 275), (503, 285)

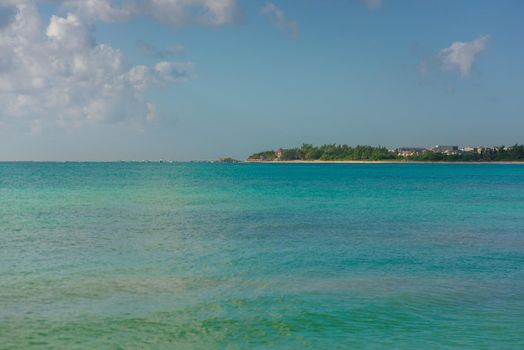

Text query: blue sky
(1, 0), (523, 160)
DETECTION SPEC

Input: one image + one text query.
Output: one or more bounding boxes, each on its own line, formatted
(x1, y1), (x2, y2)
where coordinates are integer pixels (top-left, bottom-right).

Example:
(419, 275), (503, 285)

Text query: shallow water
(1, 162), (523, 349)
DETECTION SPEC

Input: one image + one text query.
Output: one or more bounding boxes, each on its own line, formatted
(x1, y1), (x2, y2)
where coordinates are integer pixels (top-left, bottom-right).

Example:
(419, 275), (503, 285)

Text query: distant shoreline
(248, 144), (524, 163)
(245, 160), (524, 164)
(1, 160), (523, 164)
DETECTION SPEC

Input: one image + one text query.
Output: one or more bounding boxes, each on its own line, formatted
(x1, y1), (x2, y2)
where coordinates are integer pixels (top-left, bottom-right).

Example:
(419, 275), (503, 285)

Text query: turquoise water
(1, 162), (524, 349)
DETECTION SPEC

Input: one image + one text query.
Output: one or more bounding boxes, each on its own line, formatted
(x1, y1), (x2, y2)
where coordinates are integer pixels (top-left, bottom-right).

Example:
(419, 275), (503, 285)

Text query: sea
(1, 162), (523, 349)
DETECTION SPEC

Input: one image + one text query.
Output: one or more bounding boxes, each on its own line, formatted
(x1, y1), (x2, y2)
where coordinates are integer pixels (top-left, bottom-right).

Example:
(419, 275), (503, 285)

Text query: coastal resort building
(275, 148), (283, 160)
(461, 146), (487, 154)
(397, 147), (426, 158)
(431, 145), (459, 154)
(462, 146), (477, 153)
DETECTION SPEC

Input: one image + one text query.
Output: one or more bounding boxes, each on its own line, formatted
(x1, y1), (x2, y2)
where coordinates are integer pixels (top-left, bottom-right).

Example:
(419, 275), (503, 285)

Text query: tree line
(248, 144), (524, 161)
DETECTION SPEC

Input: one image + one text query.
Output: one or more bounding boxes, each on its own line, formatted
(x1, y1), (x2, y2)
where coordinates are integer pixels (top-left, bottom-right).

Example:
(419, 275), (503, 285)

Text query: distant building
(397, 147), (426, 157)
(431, 145), (459, 154)
(480, 146), (499, 154)
(461, 146), (478, 154)
(275, 148), (283, 160)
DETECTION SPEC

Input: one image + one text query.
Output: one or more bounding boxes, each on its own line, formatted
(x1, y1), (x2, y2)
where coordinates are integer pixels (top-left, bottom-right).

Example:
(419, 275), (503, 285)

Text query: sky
(0, 0), (523, 161)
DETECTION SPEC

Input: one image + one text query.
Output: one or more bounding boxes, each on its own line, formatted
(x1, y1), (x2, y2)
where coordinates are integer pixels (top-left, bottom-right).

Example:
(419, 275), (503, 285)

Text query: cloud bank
(62, 0), (242, 26)
(0, 2), (228, 131)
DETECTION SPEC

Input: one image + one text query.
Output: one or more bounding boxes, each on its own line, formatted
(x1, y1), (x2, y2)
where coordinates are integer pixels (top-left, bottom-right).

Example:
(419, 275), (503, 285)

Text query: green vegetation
(410, 145), (524, 162)
(247, 144), (524, 162)
(248, 150), (277, 161)
(217, 157), (240, 163)
(248, 144), (395, 161)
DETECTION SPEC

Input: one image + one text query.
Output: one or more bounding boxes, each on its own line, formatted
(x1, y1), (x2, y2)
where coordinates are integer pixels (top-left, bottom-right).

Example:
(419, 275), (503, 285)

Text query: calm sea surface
(1, 162), (523, 349)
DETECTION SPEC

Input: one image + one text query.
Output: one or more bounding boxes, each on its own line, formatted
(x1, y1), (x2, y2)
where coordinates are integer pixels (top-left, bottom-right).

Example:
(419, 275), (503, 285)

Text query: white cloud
(61, 0), (135, 22)
(0, 3), (193, 131)
(361, 0), (383, 10)
(47, 13), (95, 49)
(438, 35), (490, 77)
(260, 2), (299, 38)
(62, 0), (242, 26)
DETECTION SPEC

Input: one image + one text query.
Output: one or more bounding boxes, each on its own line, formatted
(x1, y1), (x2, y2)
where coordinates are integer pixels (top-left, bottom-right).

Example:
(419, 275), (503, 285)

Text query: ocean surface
(1, 162), (523, 349)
